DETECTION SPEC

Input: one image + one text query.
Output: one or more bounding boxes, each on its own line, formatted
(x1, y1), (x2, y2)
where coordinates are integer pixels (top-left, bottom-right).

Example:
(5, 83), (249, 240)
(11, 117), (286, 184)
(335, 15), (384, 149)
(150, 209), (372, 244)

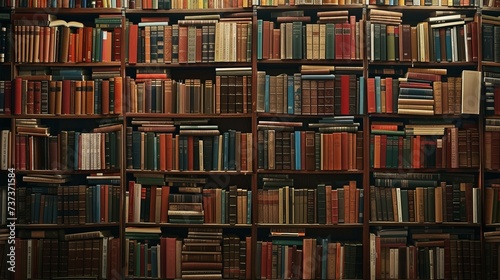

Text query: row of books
(124, 233), (250, 279)
(15, 129), (122, 171)
(128, 20), (251, 64)
(485, 119), (500, 170)
(125, 70), (252, 114)
(257, 182), (364, 224)
(370, 126), (480, 169)
(367, 71), (480, 116)
(369, 183), (481, 223)
(15, 234), (120, 280)
(126, 183), (252, 224)
(256, 239), (363, 279)
(257, 16), (364, 60)
(482, 17), (500, 62)
(484, 71), (500, 116)
(16, 0), (123, 8)
(256, 72), (364, 116)
(12, 77), (123, 115)
(0, 130), (10, 170)
(17, 184), (120, 225)
(371, 236), (481, 279)
(14, 22), (122, 63)
(128, 129), (252, 172)
(485, 231), (500, 279)
(258, 129), (363, 171)
(367, 16), (478, 63)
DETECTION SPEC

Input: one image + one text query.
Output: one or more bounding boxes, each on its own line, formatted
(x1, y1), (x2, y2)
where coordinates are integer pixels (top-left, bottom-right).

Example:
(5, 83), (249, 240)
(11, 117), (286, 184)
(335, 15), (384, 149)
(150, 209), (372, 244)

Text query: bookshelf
(0, 0), (497, 279)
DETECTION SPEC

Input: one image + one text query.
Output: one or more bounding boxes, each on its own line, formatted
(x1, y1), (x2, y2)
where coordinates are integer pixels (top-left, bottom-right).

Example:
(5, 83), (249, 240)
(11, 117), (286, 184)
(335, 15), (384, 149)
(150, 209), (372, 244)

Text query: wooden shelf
(256, 4), (364, 10)
(257, 223), (364, 229)
(258, 59), (363, 66)
(485, 169), (500, 174)
(128, 62), (252, 68)
(0, 115), (11, 119)
(371, 167), (479, 173)
(482, 61), (500, 67)
(366, 5), (478, 11)
(13, 7), (123, 13)
(369, 61), (478, 67)
(126, 113), (252, 118)
(126, 223), (252, 228)
(370, 222), (480, 227)
(16, 169), (121, 175)
(257, 113), (365, 119)
(128, 169), (253, 175)
(257, 169), (364, 175)
(126, 7), (252, 14)
(14, 62), (121, 67)
(14, 114), (122, 119)
(17, 223), (120, 229)
(369, 113), (476, 119)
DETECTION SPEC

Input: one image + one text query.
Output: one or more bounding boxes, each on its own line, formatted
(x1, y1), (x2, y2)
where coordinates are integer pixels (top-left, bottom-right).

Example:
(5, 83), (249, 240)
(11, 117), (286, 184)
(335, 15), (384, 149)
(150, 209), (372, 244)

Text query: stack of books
(182, 228), (223, 279)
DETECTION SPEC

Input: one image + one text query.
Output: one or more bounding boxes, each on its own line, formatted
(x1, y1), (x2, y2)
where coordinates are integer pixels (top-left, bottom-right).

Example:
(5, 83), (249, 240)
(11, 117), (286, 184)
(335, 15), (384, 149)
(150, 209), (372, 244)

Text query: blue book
(375, 76), (381, 113)
(322, 239), (328, 279)
(132, 131), (141, 169)
(434, 29), (441, 62)
(265, 75), (270, 112)
(301, 74), (335, 80)
(358, 76), (365, 115)
(223, 132), (229, 170)
(151, 246), (158, 277)
(135, 242), (141, 276)
(213, 135), (219, 170)
(247, 190), (252, 224)
(257, 20), (263, 60)
(229, 130), (236, 170)
(445, 28), (452, 62)
(287, 75), (294, 114)
(294, 131), (301, 170)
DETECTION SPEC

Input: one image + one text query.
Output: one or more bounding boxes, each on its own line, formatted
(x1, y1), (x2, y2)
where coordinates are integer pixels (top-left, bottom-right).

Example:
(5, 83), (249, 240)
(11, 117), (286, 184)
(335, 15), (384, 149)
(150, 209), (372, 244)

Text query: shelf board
(371, 167), (479, 173)
(126, 222), (252, 228)
(485, 169), (500, 174)
(368, 61), (478, 67)
(256, 4), (364, 10)
(370, 222), (480, 227)
(485, 223), (500, 227)
(0, 115), (12, 119)
(369, 113), (475, 119)
(482, 6), (500, 11)
(14, 114), (122, 119)
(13, 7), (123, 13)
(257, 223), (363, 229)
(128, 169), (253, 175)
(485, 115), (500, 119)
(125, 113), (252, 118)
(257, 169), (364, 174)
(126, 7), (252, 14)
(16, 169), (121, 175)
(366, 5), (478, 11)
(15, 62), (121, 67)
(128, 62), (252, 68)
(258, 59), (363, 66)
(17, 223), (120, 229)
(257, 113), (365, 119)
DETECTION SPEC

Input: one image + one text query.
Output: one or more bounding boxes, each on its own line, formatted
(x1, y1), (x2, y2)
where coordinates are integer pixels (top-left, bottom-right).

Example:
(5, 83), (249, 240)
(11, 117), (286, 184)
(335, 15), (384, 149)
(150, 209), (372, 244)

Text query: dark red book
(14, 77), (22, 115)
(367, 78), (376, 113)
(27, 81), (34, 114)
(335, 24), (343, 60)
(34, 81), (41, 114)
(62, 80), (71, 115)
(342, 23), (351, 60)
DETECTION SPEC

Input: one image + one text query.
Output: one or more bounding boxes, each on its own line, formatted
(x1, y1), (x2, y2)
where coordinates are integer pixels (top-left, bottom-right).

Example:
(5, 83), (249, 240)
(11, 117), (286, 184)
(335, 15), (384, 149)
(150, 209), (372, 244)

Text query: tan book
(397, 99), (435, 105)
(433, 81), (442, 115)
(398, 104), (434, 110)
(461, 70), (481, 115)
(398, 108), (434, 115)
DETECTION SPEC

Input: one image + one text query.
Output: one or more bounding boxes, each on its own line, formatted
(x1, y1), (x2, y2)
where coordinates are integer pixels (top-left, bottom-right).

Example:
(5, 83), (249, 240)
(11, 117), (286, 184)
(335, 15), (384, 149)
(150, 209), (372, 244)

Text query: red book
(101, 80), (110, 115)
(367, 77), (376, 113)
(114, 76), (123, 114)
(26, 81), (34, 114)
(342, 23), (351, 60)
(102, 30), (112, 62)
(84, 27), (93, 63)
(471, 22), (478, 62)
(300, 131), (306, 171)
(267, 241), (272, 280)
(160, 186), (170, 223)
(385, 77), (393, 113)
(495, 86), (500, 115)
(62, 80), (71, 115)
(128, 181), (134, 222)
(178, 26), (188, 63)
(335, 24), (343, 60)
(333, 133), (342, 171)
(413, 135), (421, 169)
(19, 135), (26, 170)
(14, 77), (22, 115)
(187, 136), (194, 170)
(331, 189), (339, 224)
(33, 81), (41, 114)
(261, 242), (268, 279)
(246, 237), (252, 280)
(341, 132), (348, 170)
(406, 71), (441, 82)
(380, 135), (387, 168)
(4, 81), (11, 115)
(113, 27), (121, 62)
(68, 33), (75, 62)
(166, 133), (173, 171)
(262, 21), (270, 60)
(340, 75), (350, 114)
(128, 24), (138, 64)
(165, 237), (176, 279)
